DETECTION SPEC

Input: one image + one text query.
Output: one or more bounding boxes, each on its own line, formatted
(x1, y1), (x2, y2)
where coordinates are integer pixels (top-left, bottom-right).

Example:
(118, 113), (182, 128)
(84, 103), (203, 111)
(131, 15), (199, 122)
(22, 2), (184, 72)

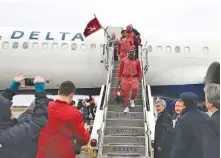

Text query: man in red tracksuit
(126, 25), (142, 59)
(118, 50), (142, 113)
(36, 81), (90, 158)
(126, 25), (141, 46)
(117, 30), (134, 61)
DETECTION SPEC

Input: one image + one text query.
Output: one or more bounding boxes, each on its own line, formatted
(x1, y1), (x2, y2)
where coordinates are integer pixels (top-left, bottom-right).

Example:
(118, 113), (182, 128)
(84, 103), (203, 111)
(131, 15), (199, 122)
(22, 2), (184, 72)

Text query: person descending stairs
(117, 49), (142, 113)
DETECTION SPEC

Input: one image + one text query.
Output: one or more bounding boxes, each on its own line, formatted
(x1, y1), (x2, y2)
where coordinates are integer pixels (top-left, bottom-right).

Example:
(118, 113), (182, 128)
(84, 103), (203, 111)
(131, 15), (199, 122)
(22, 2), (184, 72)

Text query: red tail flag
(83, 17), (102, 37)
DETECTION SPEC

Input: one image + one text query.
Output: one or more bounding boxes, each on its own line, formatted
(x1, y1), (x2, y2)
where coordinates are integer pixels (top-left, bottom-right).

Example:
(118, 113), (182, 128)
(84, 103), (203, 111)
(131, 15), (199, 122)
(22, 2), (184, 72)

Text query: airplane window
(62, 43), (68, 50)
(175, 46), (180, 53)
(203, 47), (209, 54)
(42, 43), (48, 49)
(148, 45), (152, 52)
(33, 43), (39, 49)
(23, 42), (28, 49)
(91, 44), (96, 49)
(157, 46), (162, 52)
(52, 43), (58, 50)
(71, 43), (77, 50)
(81, 44), (88, 51)
(184, 47), (190, 53)
(13, 42), (19, 49)
(166, 46), (172, 53)
(3, 42), (9, 49)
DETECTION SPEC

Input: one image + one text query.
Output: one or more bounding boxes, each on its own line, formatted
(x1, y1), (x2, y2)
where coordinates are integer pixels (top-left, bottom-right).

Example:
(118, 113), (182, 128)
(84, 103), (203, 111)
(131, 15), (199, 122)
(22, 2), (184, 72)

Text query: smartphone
(24, 78), (34, 86)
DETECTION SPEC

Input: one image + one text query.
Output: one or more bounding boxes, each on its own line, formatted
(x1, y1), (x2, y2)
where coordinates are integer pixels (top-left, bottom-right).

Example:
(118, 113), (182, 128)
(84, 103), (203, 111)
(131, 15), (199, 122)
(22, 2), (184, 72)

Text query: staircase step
(106, 118), (144, 127)
(104, 126), (145, 136)
(111, 82), (142, 89)
(109, 91), (142, 98)
(109, 98), (143, 105)
(112, 72), (118, 75)
(103, 136), (145, 145)
(109, 94), (143, 100)
(113, 69), (119, 73)
(104, 153), (145, 158)
(108, 105), (143, 112)
(102, 144), (145, 156)
(107, 111), (143, 119)
(110, 87), (142, 92)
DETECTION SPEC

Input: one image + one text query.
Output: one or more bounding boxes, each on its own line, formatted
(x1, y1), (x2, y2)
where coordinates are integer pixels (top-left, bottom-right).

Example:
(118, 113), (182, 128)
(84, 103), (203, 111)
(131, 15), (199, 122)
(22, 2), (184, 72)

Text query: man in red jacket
(126, 25), (141, 47)
(117, 30), (134, 61)
(36, 81), (90, 158)
(118, 50), (142, 113)
(126, 25), (142, 59)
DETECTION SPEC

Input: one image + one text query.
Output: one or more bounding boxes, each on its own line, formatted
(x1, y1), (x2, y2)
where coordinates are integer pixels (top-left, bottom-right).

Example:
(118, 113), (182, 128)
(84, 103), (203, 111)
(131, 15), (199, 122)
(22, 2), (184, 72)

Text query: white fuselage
(0, 27), (220, 90)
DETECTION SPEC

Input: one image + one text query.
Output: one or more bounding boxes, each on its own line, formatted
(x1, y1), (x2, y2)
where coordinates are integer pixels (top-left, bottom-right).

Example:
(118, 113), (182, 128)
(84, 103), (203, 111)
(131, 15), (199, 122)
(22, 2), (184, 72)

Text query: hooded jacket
(0, 88), (20, 158)
(0, 81), (49, 158)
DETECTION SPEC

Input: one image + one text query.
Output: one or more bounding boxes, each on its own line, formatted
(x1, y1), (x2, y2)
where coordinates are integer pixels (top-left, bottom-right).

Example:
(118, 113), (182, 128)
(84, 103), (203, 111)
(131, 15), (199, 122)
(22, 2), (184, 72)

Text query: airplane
(0, 27), (220, 102)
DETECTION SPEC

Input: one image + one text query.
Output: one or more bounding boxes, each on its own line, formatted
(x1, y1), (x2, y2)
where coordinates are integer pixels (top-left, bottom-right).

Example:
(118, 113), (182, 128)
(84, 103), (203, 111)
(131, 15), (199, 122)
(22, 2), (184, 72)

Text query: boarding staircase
(97, 45), (153, 158)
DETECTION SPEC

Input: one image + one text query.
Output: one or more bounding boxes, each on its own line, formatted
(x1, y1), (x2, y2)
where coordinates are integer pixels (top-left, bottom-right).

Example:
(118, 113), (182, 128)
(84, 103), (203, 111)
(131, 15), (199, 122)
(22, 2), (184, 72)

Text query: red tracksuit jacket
(127, 32), (141, 46)
(36, 100), (90, 158)
(118, 57), (142, 79)
(117, 37), (134, 59)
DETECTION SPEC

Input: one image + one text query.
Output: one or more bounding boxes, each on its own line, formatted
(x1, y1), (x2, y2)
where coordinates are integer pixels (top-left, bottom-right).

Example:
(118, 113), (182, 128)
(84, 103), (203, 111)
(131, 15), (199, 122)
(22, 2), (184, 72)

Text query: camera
(24, 78), (34, 86)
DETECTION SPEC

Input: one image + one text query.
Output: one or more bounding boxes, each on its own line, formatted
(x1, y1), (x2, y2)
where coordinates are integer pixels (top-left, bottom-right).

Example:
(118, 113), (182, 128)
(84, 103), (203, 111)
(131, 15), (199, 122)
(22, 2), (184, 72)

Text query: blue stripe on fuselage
(150, 84), (205, 101)
(150, 84), (205, 115)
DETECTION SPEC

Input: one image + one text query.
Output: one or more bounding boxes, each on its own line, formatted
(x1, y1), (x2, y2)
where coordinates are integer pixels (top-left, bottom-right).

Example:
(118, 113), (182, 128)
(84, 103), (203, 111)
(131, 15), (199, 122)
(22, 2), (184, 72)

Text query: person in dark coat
(172, 92), (209, 158)
(18, 97), (54, 158)
(77, 99), (90, 123)
(154, 98), (173, 158)
(0, 75), (50, 158)
(203, 84), (220, 158)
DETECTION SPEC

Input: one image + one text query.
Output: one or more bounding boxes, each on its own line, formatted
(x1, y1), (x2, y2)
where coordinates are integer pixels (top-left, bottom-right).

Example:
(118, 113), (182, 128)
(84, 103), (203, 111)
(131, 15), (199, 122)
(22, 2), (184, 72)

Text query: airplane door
(105, 26), (123, 39)
(142, 45), (149, 74)
(100, 43), (109, 70)
(102, 26), (123, 69)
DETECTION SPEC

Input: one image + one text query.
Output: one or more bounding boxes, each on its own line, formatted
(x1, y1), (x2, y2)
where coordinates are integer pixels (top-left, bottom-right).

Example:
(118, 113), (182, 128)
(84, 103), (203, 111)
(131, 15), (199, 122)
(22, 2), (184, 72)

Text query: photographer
(85, 95), (96, 120)
(77, 99), (90, 124)
(0, 74), (50, 158)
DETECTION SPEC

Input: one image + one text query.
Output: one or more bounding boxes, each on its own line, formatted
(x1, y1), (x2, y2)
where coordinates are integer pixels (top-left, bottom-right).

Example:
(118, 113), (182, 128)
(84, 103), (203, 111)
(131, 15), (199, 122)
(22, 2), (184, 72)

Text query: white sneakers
(130, 100), (135, 108)
(123, 107), (129, 113)
(123, 100), (135, 113)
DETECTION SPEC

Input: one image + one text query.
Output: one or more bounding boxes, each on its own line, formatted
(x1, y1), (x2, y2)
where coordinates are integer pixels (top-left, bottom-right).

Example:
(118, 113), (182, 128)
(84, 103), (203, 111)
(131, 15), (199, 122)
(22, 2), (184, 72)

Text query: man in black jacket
(203, 84), (220, 158)
(172, 92), (209, 158)
(154, 98), (173, 158)
(0, 74), (50, 158)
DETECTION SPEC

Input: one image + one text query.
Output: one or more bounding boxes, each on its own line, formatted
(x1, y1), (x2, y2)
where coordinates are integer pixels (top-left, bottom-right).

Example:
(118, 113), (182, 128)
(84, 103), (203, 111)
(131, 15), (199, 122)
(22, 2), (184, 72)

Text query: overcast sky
(0, 0), (220, 39)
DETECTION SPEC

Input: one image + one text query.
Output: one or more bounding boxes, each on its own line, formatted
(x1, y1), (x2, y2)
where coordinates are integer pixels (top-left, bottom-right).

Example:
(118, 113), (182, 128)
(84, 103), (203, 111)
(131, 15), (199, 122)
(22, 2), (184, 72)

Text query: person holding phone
(0, 74), (50, 158)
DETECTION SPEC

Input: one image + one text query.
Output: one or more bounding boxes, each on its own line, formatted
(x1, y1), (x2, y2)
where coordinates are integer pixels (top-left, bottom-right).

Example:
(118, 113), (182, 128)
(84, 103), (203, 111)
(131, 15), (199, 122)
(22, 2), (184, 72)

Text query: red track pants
(121, 77), (139, 107)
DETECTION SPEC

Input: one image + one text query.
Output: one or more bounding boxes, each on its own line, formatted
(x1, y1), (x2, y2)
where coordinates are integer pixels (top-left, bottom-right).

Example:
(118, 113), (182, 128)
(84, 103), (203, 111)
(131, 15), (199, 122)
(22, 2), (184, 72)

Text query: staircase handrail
(97, 45), (114, 157)
(139, 46), (153, 158)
